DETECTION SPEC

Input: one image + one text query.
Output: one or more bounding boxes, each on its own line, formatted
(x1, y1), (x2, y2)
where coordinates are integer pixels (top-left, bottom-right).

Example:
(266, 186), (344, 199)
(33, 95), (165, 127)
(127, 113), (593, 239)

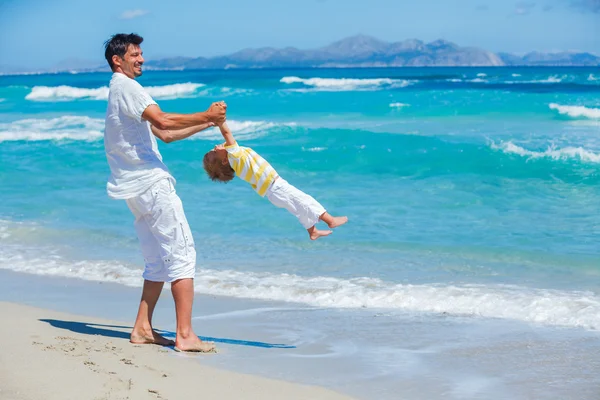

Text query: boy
(203, 122), (347, 240)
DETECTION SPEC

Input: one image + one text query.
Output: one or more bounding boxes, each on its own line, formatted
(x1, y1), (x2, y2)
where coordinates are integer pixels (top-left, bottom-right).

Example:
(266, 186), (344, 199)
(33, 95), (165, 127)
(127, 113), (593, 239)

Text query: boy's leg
(318, 212), (348, 229)
(306, 224), (333, 240)
(266, 178), (347, 240)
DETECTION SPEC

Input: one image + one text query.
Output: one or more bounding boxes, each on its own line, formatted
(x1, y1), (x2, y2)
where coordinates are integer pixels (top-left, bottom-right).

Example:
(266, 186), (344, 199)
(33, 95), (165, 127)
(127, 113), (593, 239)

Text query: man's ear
(112, 55), (122, 69)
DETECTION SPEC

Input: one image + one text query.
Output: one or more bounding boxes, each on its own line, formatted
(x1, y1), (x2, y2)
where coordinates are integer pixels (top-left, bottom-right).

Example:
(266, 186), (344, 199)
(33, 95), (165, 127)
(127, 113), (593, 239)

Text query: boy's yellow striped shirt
(225, 142), (279, 196)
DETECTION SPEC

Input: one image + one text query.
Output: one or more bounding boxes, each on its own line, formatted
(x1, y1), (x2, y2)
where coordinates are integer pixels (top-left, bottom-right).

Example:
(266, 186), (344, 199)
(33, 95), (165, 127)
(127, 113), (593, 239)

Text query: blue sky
(0, 0), (598, 68)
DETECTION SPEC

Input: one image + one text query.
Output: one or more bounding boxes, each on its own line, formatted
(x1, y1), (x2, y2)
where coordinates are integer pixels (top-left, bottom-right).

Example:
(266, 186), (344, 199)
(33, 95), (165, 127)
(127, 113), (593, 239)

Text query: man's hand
(206, 101), (227, 124)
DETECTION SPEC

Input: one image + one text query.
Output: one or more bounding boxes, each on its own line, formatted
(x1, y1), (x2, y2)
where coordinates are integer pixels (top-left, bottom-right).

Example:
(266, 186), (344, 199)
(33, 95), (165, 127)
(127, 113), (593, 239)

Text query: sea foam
(25, 83), (204, 101)
(280, 76), (412, 91)
(549, 103), (600, 119)
(491, 141), (600, 163)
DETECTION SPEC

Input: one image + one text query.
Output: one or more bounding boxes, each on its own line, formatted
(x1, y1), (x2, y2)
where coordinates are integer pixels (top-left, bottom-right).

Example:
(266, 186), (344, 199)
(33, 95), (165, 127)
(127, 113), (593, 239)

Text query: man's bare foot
(309, 228), (333, 241)
(327, 216), (348, 229)
(174, 337), (216, 353)
(130, 330), (175, 346)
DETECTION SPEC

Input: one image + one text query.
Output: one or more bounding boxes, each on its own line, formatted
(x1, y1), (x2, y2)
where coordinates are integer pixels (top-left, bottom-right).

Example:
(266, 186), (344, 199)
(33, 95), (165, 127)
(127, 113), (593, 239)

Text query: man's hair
(203, 151), (235, 183)
(104, 33), (144, 69)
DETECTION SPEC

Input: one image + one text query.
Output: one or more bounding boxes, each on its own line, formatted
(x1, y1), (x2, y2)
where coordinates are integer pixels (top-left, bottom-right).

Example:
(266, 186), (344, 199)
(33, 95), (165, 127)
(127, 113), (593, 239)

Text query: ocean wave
(588, 74), (598, 81)
(25, 82), (205, 101)
(302, 146), (327, 152)
(0, 116), (293, 142)
(504, 75), (565, 84)
(446, 78), (488, 83)
(491, 141), (600, 163)
(476, 73), (487, 77)
(549, 103), (600, 119)
(2, 218), (600, 330)
(0, 116), (104, 142)
(193, 120), (297, 141)
(280, 76), (413, 91)
(195, 270), (600, 330)
(1, 237), (599, 330)
(389, 102), (410, 108)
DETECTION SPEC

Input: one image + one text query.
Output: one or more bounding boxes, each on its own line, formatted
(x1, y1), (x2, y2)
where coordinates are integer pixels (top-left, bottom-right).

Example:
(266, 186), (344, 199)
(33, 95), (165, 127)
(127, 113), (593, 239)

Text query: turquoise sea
(2, 67), (600, 399)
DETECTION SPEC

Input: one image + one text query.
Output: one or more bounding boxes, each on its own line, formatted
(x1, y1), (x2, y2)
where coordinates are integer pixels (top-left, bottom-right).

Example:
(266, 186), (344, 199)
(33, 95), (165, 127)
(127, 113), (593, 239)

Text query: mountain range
(143, 35), (599, 69)
(3, 35), (598, 74)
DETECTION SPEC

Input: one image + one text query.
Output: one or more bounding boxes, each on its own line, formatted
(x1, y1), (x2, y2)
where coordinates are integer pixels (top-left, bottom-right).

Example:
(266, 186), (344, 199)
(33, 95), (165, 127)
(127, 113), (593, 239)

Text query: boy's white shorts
(265, 178), (326, 229)
(126, 178), (196, 283)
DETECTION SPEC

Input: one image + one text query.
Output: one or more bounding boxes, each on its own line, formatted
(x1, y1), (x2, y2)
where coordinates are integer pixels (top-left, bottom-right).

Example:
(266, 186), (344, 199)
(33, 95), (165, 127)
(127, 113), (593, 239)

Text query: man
(103, 33), (224, 352)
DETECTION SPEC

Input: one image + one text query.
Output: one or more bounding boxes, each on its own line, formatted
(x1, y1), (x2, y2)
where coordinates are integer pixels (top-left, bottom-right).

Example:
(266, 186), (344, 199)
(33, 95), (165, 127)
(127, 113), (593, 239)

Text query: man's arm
(142, 101), (226, 130)
(151, 122), (215, 143)
(217, 122), (236, 146)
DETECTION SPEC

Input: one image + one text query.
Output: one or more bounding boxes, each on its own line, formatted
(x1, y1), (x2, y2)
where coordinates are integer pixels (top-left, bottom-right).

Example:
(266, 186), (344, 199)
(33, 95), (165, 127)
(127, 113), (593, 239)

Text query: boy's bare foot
(309, 228), (333, 240)
(327, 216), (348, 229)
(130, 330), (175, 346)
(174, 337), (216, 353)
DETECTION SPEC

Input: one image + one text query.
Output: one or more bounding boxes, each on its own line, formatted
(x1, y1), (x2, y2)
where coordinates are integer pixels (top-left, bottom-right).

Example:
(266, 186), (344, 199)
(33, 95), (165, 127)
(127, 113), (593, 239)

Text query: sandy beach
(0, 301), (354, 400)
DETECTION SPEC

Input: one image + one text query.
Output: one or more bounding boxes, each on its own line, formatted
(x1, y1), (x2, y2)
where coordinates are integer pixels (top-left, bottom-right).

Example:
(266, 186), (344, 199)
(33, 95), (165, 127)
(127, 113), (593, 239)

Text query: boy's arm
(151, 122), (215, 143)
(217, 122), (236, 146)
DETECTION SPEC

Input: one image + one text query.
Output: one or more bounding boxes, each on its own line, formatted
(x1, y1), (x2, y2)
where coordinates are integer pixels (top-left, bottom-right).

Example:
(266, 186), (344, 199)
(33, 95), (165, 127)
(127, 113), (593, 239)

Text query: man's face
(114, 44), (144, 79)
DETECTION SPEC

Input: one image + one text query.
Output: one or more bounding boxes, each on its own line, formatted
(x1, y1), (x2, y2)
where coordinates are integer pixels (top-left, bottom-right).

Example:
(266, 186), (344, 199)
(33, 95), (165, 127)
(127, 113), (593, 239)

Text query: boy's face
(212, 144), (228, 164)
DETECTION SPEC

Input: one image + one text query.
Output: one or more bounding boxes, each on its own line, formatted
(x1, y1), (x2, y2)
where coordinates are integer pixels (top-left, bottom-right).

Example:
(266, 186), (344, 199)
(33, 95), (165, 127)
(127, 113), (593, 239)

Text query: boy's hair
(104, 33), (144, 70)
(203, 151), (235, 182)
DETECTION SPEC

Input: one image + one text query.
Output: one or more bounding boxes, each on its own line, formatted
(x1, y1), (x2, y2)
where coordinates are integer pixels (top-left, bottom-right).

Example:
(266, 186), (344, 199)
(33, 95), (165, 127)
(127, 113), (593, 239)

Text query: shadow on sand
(39, 319), (296, 349)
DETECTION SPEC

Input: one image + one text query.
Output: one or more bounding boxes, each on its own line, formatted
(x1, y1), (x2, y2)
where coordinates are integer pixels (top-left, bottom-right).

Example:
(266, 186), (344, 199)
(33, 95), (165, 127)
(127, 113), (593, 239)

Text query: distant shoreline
(1, 64), (598, 77)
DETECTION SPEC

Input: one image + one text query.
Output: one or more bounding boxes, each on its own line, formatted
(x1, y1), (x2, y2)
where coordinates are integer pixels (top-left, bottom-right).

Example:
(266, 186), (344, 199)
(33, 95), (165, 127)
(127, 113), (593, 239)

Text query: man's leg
(127, 192), (174, 346)
(130, 279), (174, 345)
(171, 278), (215, 352)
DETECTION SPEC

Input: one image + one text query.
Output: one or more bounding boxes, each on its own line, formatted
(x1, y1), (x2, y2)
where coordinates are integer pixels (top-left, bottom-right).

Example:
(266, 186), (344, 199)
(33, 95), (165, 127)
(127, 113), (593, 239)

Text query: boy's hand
(206, 101), (227, 124)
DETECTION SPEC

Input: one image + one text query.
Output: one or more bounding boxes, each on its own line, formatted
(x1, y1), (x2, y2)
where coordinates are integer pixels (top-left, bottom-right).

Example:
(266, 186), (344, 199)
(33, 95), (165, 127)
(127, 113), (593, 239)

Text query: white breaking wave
(389, 102), (410, 108)
(0, 116), (292, 142)
(476, 73), (487, 77)
(26, 85), (109, 101)
(588, 74), (598, 81)
(145, 83), (204, 99)
(280, 76), (412, 91)
(491, 141), (600, 163)
(192, 120), (297, 141)
(25, 82), (204, 101)
(302, 146), (327, 152)
(505, 75), (564, 84)
(511, 73), (521, 77)
(2, 219), (600, 330)
(446, 78), (487, 83)
(540, 75), (563, 83)
(549, 103), (600, 119)
(0, 116), (104, 142)
(2, 241), (600, 330)
(194, 271), (600, 330)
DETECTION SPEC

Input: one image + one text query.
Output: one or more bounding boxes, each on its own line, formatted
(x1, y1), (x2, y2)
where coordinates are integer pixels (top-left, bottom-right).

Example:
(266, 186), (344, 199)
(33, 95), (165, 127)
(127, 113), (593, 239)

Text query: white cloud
(119, 9), (149, 19)
(513, 1), (536, 14)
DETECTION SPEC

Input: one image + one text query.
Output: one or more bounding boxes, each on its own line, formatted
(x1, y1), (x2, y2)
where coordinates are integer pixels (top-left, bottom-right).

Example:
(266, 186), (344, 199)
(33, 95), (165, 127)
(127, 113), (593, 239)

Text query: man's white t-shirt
(104, 73), (174, 199)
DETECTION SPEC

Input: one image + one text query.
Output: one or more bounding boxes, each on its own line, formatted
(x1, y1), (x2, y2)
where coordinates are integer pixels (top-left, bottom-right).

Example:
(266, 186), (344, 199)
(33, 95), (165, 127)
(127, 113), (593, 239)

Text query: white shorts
(265, 178), (326, 229)
(125, 178), (196, 283)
